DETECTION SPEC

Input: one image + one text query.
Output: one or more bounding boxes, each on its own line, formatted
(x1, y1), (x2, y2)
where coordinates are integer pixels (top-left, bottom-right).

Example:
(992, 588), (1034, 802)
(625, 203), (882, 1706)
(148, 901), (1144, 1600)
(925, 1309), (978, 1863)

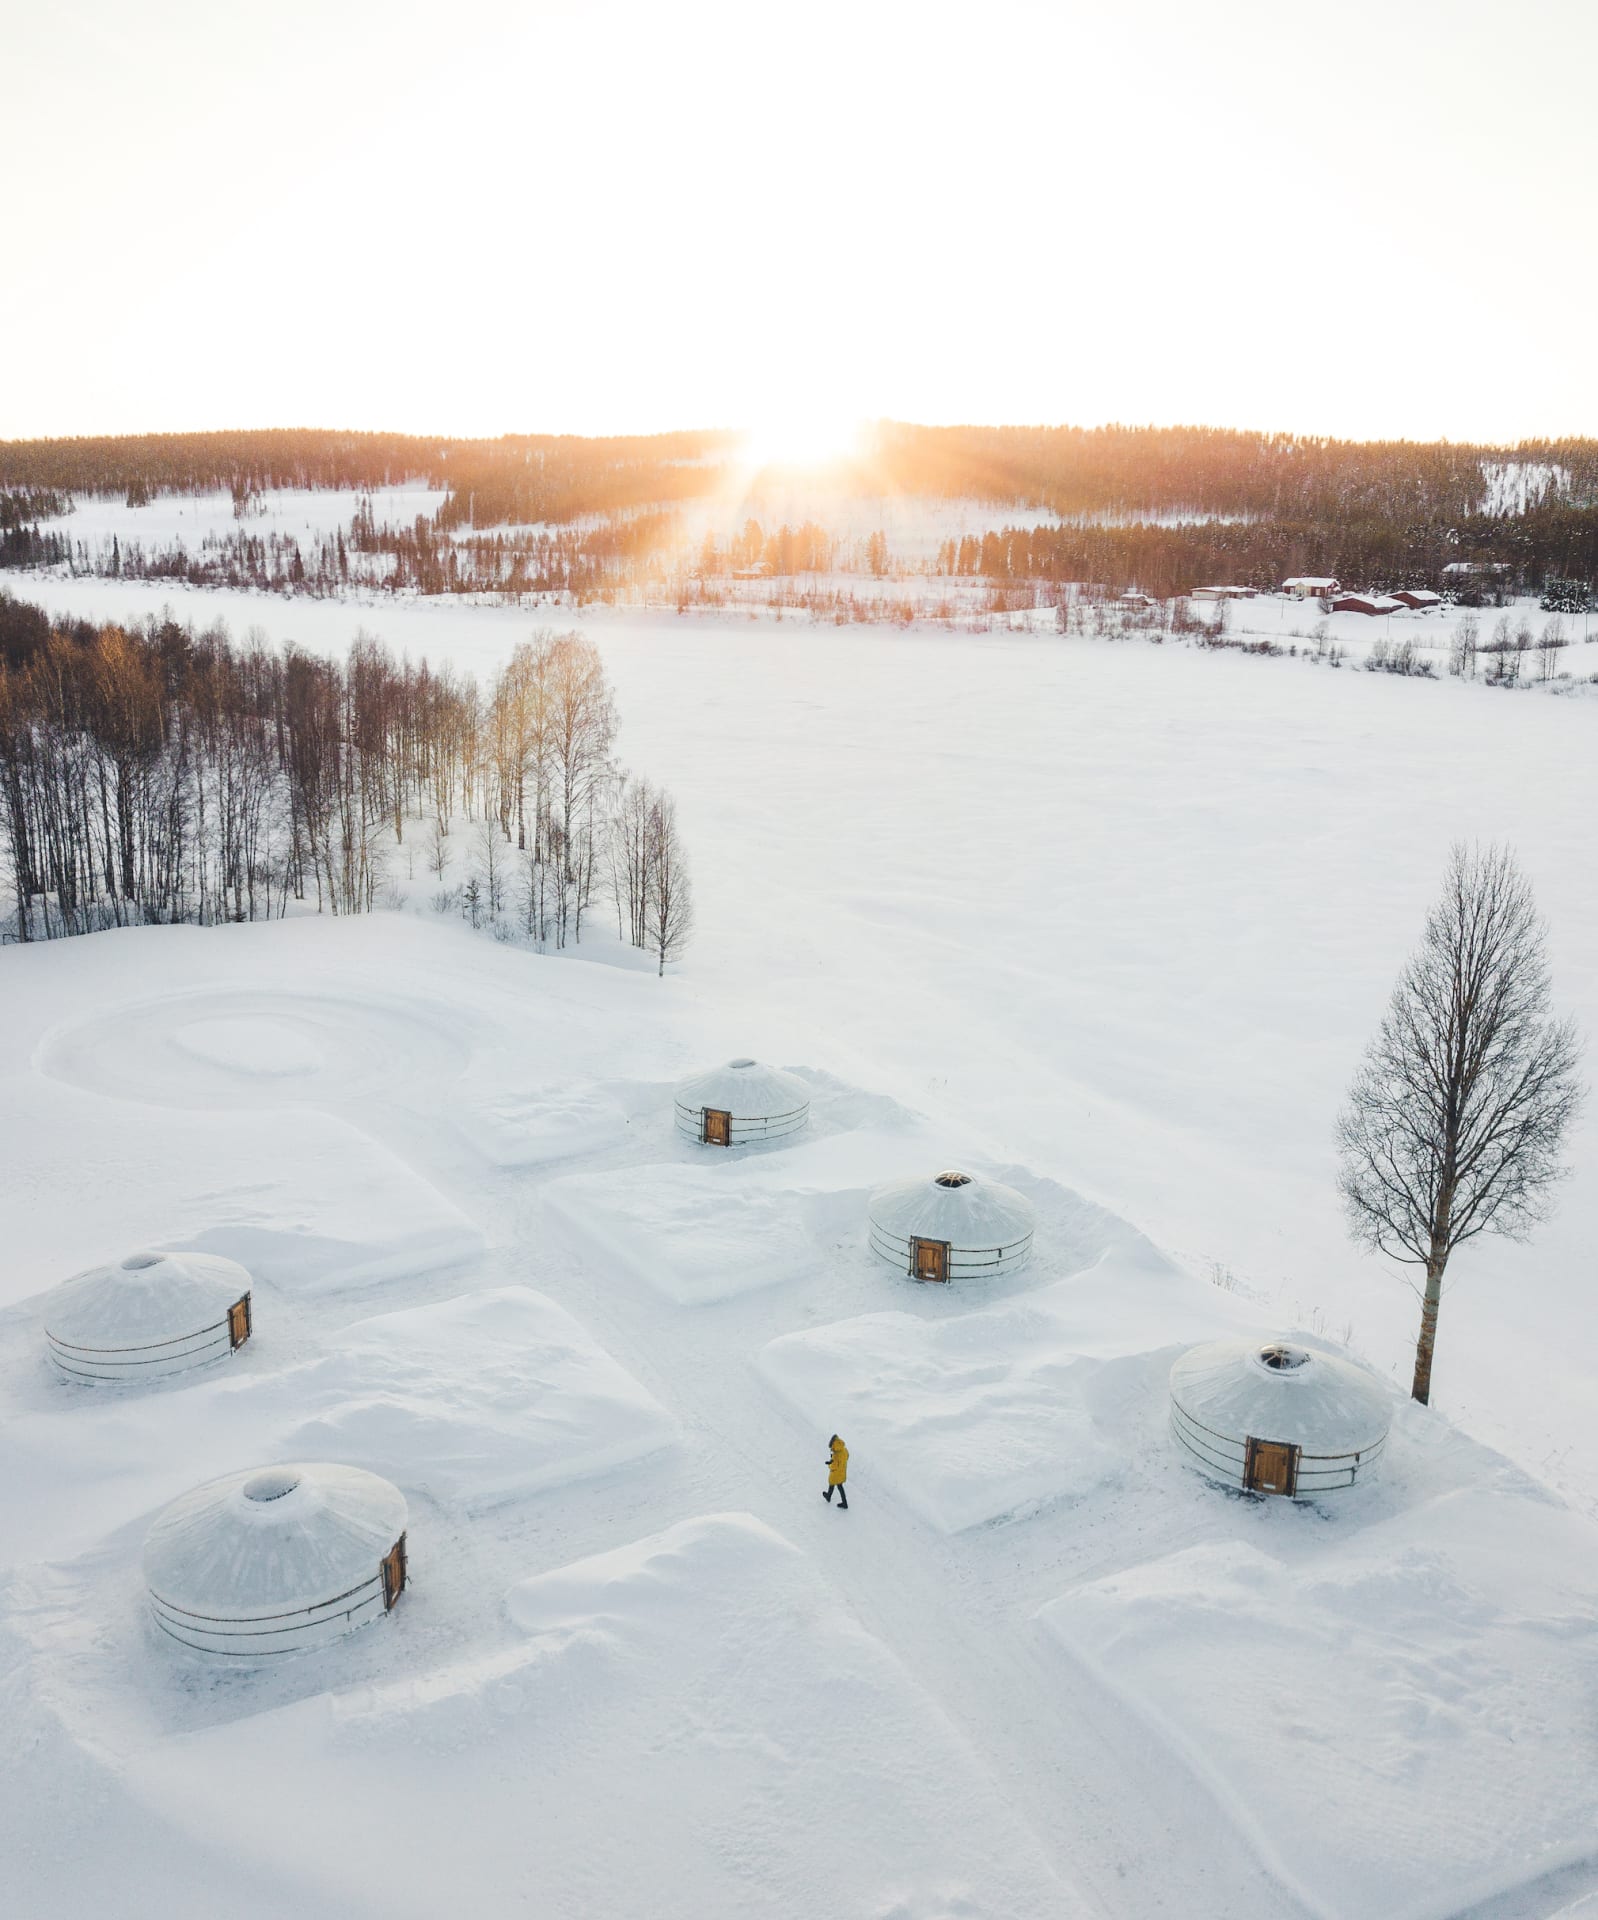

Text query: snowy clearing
(2, 577), (1596, 1918)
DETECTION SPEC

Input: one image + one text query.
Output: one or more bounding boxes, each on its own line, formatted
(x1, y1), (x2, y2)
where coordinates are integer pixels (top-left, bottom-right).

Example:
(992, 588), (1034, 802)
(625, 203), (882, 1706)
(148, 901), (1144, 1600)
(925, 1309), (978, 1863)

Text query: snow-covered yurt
(144, 1462), (408, 1658)
(673, 1058), (810, 1147)
(867, 1170), (1036, 1284)
(44, 1250), (253, 1384)
(1169, 1338), (1391, 1498)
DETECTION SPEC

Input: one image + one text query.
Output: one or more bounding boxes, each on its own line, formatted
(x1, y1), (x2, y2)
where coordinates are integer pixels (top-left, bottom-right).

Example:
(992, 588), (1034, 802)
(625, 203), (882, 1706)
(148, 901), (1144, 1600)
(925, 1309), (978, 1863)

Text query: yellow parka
(827, 1438), (849, 1486)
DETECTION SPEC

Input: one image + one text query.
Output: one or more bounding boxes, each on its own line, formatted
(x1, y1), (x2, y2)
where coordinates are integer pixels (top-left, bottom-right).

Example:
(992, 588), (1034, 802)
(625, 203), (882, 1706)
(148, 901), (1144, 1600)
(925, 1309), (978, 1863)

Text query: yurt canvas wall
(144, 1462), (408, 1658)
(673, 1058), (810, 1147)
(1169, 1339), (1391, 1498)
(45, 1250), (253, 1384)
(867, 1170), (1036, 1283)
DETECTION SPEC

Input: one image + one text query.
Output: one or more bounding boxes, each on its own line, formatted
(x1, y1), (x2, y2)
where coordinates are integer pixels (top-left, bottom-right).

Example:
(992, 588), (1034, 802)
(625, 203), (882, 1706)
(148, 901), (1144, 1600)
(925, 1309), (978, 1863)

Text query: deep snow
(2, 565), (1596, 1919)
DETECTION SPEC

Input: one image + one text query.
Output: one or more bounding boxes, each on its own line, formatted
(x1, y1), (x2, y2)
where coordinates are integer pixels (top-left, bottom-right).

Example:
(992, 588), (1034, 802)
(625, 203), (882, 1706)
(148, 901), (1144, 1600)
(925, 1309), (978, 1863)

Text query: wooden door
(381, 1533), (408, 1610)
(910, 1237), (950, 1283)
(1244, 1437), (1300, 1496)
(227, 1294), (252, 1349)
(703, 1107), (731, 1147)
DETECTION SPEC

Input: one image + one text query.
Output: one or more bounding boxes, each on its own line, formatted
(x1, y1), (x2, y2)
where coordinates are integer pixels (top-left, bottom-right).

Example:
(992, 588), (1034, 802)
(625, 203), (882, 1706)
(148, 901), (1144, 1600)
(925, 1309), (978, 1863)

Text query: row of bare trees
(0, 600), (693, 970)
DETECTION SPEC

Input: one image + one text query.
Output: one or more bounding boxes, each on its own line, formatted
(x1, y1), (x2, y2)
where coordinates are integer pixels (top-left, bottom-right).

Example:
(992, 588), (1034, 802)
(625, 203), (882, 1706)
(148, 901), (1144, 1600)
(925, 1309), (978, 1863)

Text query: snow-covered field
(3, 574), (1597, 1919)
(34, 484), (448, 552)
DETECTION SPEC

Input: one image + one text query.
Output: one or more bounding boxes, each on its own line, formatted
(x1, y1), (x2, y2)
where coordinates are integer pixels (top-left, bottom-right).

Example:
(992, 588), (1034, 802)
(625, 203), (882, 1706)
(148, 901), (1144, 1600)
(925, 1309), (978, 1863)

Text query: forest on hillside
(2, 424), (1598, 599)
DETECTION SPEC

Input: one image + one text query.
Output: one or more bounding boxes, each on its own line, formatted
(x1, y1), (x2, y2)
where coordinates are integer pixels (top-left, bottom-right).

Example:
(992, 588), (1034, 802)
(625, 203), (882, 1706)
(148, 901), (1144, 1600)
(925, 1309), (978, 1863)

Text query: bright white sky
(6, 0), (1596, 446)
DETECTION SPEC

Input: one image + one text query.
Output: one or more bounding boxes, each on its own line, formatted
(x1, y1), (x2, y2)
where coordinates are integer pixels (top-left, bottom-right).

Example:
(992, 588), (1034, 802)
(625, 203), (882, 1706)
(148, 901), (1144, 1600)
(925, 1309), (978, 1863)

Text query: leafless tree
(477, 819), (506, 919)
(1537, 616), (1569, 682)
(1337, 843), (1584, 1404)
(1448, 610), (1479, 681)
(544, 633), (617, 948)
(427, 814), (450, 880)
(645, 788), (693, 976)
(608, 772), (653, 948)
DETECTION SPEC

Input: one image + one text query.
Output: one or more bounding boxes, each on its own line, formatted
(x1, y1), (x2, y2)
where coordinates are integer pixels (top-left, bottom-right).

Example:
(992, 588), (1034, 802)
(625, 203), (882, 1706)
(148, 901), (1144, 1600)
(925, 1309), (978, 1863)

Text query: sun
(741, 409), (863, 472)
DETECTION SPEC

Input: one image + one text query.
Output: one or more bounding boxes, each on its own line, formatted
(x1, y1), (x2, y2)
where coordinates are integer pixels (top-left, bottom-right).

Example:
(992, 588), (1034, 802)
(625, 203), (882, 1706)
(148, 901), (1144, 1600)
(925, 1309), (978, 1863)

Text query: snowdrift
(1039, 1481), (1598, 1920)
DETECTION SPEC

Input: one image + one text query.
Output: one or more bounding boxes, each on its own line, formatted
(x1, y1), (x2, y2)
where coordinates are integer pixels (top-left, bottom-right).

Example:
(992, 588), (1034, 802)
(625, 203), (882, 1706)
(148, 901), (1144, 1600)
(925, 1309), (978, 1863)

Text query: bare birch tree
(1337, 843), (1584, 1404)
(645, 787), (693, 976)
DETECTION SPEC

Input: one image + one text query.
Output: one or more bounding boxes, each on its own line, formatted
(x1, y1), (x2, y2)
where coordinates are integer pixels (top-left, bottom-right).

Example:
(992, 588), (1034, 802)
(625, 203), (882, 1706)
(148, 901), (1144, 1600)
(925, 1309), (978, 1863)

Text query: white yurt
(1169, 1338), (1392, 1498)
(673, 1057), (810, 1148)
(144, 1462), (408, 1658)
(44, 1250), (253, 1383)
(867, 1170), (1036, 1284)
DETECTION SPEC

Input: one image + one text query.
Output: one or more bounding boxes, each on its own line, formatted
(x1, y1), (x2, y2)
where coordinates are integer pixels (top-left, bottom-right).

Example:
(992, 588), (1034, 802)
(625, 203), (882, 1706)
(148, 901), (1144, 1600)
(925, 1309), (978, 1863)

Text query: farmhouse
(1282, 575), (1340, 599)
(1391, 589), (1442, 609)
(1331, 593), (1403, 616)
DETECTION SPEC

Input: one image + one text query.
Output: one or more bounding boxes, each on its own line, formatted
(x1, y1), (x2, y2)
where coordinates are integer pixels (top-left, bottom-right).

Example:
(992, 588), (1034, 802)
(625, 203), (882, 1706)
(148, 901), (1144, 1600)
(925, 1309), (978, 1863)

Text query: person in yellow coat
(824, 1434), (849, 1510)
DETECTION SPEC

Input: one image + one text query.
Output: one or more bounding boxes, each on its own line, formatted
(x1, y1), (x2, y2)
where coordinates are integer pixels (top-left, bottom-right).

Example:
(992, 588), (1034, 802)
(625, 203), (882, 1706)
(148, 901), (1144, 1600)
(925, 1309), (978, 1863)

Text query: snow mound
(447, 1082), (629, 1167)
(0, 1087), (483, 1311)
(173, 1016), (327, 1078)
(2, 1288), (670, 1562)
(543, 1162), (821, 1304)
(44, 1512), (1073, 1917)
(761, 1252), (1197, 1531)
(1038, 1484), (1598, 1920)
(283, 1288), (677, 1505)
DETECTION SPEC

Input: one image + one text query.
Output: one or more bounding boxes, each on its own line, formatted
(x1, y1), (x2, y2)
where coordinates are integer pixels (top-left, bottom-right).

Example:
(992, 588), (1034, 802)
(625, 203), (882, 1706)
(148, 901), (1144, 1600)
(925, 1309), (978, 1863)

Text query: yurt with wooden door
(867, 1170), (1036, 1284)
(44, 1250), (253, 1384)
(1169, 1338), (1391, 1498)
(144, 1462), (408, 1658)
(673, 1058), (810, 1148)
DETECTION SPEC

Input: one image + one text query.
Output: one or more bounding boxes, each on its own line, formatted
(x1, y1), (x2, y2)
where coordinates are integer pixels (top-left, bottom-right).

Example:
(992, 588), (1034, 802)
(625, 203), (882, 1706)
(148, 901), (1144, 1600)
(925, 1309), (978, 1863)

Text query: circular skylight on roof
(243, 1468), (303, 1503)
(1256, 1343), (1312, 1373)
(933, 1171), (973, 1189)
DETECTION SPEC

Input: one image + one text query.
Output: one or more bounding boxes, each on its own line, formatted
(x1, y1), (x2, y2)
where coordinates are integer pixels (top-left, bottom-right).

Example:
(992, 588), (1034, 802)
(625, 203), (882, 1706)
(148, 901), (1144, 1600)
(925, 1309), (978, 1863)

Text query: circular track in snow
(37, 991), (468, 1112)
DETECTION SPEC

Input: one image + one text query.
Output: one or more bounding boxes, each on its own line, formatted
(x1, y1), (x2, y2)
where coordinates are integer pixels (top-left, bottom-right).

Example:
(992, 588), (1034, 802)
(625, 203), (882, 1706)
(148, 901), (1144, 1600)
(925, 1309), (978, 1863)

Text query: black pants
(825, 1483), (848, 1508)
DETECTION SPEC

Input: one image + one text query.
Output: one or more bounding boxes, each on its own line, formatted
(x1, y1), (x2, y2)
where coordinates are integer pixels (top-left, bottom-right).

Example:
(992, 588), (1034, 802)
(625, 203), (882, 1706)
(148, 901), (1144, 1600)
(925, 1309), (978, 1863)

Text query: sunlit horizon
(8, 1), (1598, 447)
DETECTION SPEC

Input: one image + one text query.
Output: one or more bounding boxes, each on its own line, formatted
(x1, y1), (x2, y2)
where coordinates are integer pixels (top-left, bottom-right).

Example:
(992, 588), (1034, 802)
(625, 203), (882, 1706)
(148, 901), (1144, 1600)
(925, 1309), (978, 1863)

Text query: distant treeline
(4, 423), (1598, 596)
(869, 423), (1598, 519)
(928, 510), (1598, 600)
(0, 429), (737, 523)
(0, 592), (691, 967)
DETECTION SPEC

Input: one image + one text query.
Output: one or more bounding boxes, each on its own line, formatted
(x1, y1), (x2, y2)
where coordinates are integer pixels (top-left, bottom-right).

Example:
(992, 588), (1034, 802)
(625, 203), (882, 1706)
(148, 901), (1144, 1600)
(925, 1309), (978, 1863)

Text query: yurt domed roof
(673, 1058), (810, 1145)
(1170, 1339), (1391, 1458)
(673, 1057), (809, 1117)
(144, 1462), (407, 1625)
(46, 1250), (249, 1350)
(868, 1169), (1037, 1248)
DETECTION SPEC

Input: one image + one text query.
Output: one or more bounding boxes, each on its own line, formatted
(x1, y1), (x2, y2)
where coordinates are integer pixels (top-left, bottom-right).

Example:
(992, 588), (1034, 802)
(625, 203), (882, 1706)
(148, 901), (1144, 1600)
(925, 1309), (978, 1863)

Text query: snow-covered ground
(35, 484), (447, 552)
(2, 577), (1597, 1918)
